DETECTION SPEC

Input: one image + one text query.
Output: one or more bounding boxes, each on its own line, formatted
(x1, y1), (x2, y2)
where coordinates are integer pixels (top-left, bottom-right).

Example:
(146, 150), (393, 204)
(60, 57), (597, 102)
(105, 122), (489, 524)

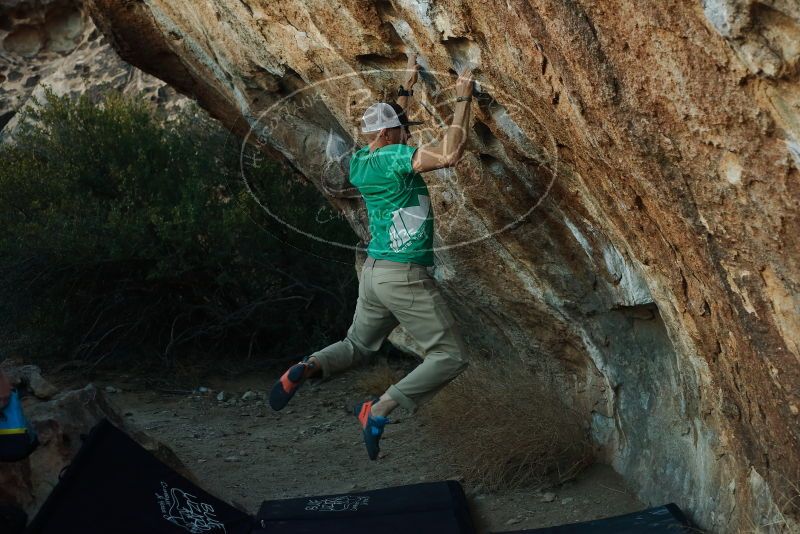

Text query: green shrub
(0, 87), (358, 366)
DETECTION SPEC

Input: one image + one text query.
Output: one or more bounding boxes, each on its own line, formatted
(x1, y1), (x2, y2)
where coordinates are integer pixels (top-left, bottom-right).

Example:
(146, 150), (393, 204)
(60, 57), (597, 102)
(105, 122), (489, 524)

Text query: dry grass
(422, 358), (593, 491)
(746, 477), (800, 533)
(355, 359), (405, 397)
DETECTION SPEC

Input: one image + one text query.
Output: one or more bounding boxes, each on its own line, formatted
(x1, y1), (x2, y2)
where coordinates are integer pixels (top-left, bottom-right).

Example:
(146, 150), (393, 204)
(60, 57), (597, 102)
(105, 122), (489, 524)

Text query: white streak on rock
(602, 244), (654, 306)
(564, 217), (593, 260)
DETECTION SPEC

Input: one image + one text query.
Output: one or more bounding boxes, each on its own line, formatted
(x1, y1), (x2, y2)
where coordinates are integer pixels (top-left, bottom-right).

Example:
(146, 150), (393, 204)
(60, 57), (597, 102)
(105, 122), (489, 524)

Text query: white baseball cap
(361, 102), (423, 133)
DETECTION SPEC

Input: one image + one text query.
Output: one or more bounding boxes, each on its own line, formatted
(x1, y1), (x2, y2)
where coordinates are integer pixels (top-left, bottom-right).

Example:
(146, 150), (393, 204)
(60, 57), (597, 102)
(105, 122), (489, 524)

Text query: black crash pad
(254, 480), (476, 534)
(0, 506), (27, 534)
(493, 503), (693, 533)
(27, 419), (254, 534)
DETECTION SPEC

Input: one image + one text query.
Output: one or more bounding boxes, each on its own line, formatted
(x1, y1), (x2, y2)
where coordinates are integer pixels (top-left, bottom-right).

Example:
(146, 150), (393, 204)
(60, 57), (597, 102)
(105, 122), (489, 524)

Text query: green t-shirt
(349, 143), (434, 266)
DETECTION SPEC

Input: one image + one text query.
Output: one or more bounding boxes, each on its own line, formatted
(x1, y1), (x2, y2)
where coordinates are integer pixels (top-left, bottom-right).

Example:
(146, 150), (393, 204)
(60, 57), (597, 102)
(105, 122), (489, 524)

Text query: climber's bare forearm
(412, 101), (471, 172)
(398, 54), (419, 114)
(441, 100), (471, 163)
(412, 68), (473, 173)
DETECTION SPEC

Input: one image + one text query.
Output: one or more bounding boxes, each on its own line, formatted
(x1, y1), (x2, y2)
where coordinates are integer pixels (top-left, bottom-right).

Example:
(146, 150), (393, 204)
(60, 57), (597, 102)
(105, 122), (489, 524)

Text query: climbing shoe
(268, 358), (316, 411)
(354, 397), (389, 460)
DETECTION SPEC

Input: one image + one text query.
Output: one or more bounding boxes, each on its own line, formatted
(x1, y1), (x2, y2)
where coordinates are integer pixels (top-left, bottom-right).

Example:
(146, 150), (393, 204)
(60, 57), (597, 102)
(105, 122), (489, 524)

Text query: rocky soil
(98, 364), (643, 533)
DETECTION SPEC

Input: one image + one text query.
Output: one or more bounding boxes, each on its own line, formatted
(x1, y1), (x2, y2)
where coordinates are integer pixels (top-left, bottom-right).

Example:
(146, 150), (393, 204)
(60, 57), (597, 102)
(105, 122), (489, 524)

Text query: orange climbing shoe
(268, 358), (315, 411)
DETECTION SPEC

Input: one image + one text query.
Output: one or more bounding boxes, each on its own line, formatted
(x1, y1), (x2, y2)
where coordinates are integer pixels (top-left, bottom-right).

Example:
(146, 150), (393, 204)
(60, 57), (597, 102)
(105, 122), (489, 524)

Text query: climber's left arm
(397, 53), (419, 111)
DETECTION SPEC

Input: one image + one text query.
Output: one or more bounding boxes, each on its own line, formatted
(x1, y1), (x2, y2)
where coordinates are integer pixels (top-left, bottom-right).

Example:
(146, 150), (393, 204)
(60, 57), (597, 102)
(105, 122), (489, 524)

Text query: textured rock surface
(3, 364), (59, 399)
(0, 0), (189, 139)
(70, 0), (800, 531)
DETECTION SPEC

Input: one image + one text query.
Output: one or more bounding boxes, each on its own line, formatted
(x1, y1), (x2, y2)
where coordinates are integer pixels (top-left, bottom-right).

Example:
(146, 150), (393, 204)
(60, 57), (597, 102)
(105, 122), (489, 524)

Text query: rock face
(79, 0), (800, 531)
(0, 0), (189, 139)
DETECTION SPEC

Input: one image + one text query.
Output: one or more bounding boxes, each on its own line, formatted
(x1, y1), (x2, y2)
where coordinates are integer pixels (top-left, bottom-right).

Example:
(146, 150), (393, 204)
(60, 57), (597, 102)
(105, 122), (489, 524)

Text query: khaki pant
(310, 257), (468, 412)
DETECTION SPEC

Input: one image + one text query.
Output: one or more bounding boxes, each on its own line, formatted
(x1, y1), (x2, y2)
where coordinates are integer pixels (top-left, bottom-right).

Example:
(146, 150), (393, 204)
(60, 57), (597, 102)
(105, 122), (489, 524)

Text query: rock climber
(269, 54), (475, 460)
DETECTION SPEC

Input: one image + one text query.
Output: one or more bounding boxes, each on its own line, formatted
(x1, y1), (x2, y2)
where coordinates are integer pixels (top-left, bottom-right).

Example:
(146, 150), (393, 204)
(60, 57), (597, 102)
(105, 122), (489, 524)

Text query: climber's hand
(404, 53), (420, 89)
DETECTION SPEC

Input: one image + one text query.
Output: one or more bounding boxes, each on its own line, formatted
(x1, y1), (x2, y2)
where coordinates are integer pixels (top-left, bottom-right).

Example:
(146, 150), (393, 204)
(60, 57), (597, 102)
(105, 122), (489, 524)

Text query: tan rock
(0, 0), (191, 140)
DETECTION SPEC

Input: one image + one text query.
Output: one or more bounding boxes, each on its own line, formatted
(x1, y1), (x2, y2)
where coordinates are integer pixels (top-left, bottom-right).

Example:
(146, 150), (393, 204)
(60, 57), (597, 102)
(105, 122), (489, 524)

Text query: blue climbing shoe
(354, 397), (389, 460)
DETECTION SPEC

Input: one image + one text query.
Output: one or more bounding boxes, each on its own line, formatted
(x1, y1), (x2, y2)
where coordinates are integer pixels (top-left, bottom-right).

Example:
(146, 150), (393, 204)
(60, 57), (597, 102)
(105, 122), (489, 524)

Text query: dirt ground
(85, 360), (645, 533)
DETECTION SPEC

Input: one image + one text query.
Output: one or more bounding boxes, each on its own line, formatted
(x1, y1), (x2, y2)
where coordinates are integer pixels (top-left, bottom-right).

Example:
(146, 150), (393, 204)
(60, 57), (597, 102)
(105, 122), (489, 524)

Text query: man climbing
(269, 55), (475, 460)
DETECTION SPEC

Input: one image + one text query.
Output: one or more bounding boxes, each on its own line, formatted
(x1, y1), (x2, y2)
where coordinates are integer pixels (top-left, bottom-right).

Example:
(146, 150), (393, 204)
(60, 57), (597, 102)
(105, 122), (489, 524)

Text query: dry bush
(0, 89), (356, 367)
(423, 358), (593, 491)
(355, 359), (405, 397)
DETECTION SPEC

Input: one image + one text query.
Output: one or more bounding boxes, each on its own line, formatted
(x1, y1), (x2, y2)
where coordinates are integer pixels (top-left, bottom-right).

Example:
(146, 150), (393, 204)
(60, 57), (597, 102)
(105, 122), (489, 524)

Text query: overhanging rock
(82, 1), (800, 531)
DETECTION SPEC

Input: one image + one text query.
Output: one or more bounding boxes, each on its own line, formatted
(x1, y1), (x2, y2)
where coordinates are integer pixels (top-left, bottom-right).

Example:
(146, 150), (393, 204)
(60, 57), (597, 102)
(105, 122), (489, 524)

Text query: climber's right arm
(412, 68), (473, 173)
(397, 53), (420, 112)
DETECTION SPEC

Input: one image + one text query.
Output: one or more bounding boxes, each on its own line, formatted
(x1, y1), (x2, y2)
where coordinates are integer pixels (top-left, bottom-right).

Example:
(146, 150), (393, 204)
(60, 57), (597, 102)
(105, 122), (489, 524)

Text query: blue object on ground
(0, 390), (38, 462)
